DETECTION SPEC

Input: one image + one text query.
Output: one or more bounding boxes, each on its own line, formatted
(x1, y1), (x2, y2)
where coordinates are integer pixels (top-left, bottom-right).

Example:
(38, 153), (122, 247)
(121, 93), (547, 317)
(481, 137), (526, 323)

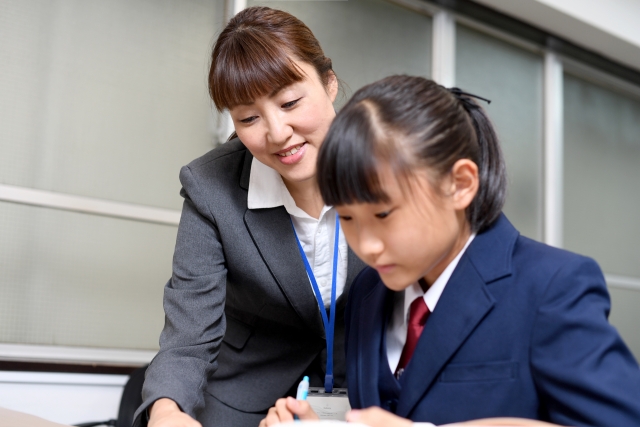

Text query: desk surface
(0, 407), (71, 427)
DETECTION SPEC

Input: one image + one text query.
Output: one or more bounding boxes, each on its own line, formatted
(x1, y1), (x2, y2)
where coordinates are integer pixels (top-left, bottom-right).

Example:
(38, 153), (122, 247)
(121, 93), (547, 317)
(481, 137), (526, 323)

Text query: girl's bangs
(318, 104), (391, 206)
(211, 36), (305, 110)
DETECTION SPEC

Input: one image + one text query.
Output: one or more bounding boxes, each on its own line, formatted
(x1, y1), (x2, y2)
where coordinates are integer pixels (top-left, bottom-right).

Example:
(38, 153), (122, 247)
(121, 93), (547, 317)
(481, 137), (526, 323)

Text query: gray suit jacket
(134, 139), (366, 425)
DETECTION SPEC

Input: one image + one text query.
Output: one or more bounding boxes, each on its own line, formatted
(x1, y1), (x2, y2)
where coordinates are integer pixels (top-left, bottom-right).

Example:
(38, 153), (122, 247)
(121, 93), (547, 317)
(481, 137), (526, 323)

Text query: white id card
(306, 387), (351, 421)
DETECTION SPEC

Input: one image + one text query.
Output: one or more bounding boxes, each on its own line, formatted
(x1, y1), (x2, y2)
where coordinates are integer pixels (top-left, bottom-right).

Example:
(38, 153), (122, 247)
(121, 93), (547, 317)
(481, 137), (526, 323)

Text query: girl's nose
(265, 113), (293, 145)
(358, 230), (384, 260)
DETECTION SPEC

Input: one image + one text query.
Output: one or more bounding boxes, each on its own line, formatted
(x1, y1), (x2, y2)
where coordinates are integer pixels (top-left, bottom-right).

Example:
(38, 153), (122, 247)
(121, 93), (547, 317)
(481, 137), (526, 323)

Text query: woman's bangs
(318, 105), (390, 206)
(211, 36), (305, 110)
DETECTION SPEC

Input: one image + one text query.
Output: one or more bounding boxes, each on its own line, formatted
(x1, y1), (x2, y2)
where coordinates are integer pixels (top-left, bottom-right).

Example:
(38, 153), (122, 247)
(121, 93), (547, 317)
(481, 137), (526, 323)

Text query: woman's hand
(148, 398), (202, 427)
(259, 396), (320, 426)
(346, 407), (412, 427)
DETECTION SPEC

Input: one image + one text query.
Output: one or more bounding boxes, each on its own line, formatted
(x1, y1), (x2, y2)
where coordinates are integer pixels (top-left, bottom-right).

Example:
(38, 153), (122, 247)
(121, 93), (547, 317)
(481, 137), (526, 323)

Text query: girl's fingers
(263, 404), (287, 426)
(259, 396), (321, 426)
(274, 397), (296, 423)
(346, 407), (412, 427)
(285, 397), (320, 420)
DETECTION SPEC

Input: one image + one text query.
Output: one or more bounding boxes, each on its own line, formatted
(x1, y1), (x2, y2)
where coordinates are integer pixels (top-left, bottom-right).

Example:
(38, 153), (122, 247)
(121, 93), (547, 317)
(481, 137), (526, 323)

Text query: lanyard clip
(324, 374), (334, 393)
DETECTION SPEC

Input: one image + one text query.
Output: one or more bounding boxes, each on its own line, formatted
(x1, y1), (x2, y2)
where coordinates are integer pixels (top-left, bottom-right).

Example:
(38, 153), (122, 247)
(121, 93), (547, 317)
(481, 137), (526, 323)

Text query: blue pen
(294, 376), (309, 421)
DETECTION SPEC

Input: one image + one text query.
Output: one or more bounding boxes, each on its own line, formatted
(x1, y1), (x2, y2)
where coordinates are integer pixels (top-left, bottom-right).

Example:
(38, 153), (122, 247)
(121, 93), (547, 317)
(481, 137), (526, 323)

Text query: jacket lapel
(396, 256), (495, 417)
(396, 215), (520, 418)
(240, 152), (323, 335)
(357, 281), (391, 408)
(244, 207), (324, 335)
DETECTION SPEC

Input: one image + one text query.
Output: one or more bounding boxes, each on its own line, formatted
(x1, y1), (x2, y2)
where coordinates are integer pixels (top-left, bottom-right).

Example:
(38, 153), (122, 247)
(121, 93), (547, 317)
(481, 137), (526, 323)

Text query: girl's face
(229, 59), (338, 189)
(335, 160), (478, 291)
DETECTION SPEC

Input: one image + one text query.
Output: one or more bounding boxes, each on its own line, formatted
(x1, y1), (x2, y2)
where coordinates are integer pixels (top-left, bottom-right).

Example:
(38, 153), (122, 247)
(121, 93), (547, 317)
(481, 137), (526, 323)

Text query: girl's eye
(282, 98), (302, 109)
(240, 116), (258, 124)
(375, 210), (392, 219)
(338, 215), (353, 221)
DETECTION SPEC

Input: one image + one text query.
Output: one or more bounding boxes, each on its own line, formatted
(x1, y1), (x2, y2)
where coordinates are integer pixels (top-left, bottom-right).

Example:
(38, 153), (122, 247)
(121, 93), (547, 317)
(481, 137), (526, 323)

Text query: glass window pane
(456, 25), (543, 240)
(0, 0), (222, 210)
(0, 202), (174, 350)
(609, 287), (640, 360)
(563, 74), (640, 278)
(563, 73), (640, 361)
(248, 0), (432, 106)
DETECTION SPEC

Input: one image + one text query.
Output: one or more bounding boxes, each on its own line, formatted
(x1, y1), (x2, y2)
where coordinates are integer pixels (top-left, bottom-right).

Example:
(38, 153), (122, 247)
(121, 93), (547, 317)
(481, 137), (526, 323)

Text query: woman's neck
(283, 177), (324, 219)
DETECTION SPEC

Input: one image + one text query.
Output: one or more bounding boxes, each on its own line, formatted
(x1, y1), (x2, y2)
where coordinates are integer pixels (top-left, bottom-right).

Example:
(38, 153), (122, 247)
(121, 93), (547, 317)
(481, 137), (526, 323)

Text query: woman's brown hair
(209, 6), (334, 111)
(317, 75), (507, 233)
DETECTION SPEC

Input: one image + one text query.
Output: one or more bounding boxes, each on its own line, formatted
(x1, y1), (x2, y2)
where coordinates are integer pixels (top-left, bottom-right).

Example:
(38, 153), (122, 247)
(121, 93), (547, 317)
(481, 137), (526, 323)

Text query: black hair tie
(447, 87), (491, 110)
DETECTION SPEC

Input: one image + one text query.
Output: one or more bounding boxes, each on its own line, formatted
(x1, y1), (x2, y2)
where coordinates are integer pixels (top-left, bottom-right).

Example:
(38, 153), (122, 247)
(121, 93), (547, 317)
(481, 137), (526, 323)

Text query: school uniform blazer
(345, 214), (640, 427)
(134, 139), (365, 425)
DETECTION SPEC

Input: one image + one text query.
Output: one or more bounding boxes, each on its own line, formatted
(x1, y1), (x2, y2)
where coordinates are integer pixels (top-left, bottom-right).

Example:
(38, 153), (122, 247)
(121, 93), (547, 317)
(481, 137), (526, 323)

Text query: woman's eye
(375, 210), (392, 219)
(239, 116), (258, 124)
(282, 98), (302, 109)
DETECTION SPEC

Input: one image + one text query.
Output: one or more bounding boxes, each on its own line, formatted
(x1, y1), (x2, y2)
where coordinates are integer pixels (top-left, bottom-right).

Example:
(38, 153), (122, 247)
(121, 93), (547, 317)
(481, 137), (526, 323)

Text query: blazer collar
(396, 214), (518, 417)
(466, 213), (519, 284)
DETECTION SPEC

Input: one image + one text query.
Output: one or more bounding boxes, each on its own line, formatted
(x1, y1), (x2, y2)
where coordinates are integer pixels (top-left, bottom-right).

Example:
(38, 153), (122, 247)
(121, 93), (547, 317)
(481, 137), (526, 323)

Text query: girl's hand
(259, 396), (320, 427)
(346, 407), (412, 427)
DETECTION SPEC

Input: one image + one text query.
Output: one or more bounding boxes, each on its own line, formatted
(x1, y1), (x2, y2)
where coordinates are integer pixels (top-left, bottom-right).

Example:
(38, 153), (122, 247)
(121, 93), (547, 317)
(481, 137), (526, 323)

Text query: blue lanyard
(291, 213), (340, 393)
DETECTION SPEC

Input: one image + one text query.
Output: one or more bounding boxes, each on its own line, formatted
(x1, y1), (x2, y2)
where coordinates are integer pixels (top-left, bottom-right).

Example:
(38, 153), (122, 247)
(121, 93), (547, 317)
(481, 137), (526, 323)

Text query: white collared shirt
(247, 158), (348, 307)
(386, 234), (476, 372)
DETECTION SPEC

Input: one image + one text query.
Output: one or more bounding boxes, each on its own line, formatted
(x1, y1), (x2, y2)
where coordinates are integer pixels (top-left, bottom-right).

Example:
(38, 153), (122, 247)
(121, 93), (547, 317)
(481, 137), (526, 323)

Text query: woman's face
(335, 161), (478, 291)
(229, 60), (338, 188)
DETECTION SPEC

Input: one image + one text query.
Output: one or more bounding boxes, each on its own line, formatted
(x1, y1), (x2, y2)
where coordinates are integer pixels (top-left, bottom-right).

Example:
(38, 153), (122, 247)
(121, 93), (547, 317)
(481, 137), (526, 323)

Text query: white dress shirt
(386, 234), (476, 373)
(247, 158), (348, 307)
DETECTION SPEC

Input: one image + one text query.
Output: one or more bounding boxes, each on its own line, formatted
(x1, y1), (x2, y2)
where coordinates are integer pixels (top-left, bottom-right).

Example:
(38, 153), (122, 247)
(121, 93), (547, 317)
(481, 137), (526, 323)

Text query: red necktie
(395, 297), (430, 378)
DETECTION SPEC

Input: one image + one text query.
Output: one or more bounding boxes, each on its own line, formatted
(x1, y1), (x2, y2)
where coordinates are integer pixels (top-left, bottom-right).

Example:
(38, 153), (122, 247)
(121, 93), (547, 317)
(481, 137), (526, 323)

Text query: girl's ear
(449, 159), (479, 210)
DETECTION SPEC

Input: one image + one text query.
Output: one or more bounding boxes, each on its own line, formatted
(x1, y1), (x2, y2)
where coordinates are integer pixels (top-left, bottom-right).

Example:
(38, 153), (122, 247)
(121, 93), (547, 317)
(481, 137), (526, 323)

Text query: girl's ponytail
(452, 91), (507, 232)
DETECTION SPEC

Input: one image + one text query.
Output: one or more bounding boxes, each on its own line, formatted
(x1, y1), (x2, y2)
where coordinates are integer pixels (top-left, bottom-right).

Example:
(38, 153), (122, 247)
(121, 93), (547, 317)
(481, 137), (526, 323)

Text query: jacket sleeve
(530, 255), (640, 427)
(133, 165), (227, 424)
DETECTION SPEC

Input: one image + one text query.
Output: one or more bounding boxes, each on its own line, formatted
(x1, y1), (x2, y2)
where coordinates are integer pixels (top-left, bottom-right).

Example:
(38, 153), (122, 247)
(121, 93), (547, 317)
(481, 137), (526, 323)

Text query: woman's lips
(276, 142), (307, 165)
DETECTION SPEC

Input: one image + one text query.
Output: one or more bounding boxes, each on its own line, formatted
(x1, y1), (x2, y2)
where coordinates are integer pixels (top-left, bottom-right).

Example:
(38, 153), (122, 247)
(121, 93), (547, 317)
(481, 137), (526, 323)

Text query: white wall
(472, 0), (640, 71)
(0, 371), (127, 425)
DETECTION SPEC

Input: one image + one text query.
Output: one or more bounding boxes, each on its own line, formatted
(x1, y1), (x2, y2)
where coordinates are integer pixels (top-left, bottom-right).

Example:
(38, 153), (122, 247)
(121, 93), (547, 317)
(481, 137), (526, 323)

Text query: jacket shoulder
(186, 138), (248, 170)
(514, 235), (602, 277)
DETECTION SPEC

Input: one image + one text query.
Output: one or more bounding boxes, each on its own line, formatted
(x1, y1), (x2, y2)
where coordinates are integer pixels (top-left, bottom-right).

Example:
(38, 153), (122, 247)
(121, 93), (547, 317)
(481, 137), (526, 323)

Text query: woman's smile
(276, 142), (307, 165)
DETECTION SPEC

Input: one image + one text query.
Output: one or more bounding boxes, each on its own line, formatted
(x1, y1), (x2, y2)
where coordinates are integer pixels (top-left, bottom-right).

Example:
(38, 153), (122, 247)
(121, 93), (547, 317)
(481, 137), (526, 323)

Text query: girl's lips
(276, 142), (307, 165)
(375, 264), (396, 274)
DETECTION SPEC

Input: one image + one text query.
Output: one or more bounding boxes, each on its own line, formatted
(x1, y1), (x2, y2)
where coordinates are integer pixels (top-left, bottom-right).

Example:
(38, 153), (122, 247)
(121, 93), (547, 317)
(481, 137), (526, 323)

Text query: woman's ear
(326, 71), (339, 103)
(450, 159), (479, 210)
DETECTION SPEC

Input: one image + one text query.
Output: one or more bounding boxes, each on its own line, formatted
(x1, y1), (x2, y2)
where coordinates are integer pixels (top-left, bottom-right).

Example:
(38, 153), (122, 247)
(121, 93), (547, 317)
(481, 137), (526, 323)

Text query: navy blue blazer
(344, 214), (640, 426)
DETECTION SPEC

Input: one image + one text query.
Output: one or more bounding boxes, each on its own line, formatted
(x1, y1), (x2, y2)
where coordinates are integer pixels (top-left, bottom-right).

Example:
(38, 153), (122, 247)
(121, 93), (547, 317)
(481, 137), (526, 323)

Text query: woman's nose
(265, 113), (293, 145)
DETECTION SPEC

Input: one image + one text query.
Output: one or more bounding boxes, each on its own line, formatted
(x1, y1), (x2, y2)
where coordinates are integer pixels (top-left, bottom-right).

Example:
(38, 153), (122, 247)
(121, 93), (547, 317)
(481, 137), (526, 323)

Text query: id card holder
(306, 387), (350, 421)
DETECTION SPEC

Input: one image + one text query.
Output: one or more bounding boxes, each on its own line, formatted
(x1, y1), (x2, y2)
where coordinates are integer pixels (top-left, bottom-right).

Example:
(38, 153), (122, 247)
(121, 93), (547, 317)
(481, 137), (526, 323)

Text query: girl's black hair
(317, 75), (506, 233)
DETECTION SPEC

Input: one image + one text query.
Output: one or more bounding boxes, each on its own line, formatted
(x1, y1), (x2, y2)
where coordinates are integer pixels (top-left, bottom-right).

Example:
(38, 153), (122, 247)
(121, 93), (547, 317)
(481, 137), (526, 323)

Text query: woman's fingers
(346, 407), (412, 427)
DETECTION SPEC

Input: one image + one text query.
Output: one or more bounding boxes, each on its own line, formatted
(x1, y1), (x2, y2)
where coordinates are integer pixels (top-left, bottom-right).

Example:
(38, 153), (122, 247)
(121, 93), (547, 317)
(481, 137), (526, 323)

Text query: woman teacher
(134, 7), (365, 427)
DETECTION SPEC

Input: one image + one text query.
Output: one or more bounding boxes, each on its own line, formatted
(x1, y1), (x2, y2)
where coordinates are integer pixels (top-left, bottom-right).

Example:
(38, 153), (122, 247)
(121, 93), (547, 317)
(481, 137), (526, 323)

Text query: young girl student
(261, 75), (640, 427)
